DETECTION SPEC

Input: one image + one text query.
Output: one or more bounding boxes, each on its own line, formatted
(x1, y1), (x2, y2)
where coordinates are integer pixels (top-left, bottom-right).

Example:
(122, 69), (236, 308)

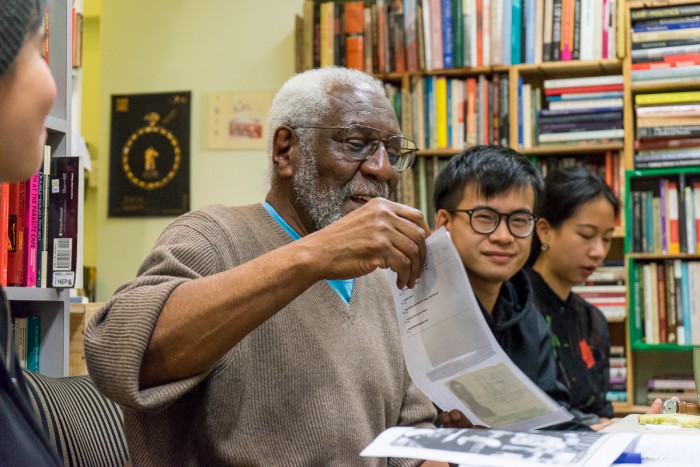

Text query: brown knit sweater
(85, 204), (437, 466)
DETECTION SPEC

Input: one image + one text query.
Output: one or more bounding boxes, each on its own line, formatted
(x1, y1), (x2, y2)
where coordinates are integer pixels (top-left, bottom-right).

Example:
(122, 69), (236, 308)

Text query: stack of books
(630, 4), (700, 85)
(572, 263), (626, 322)
(634, 91), (700, 169)
(647, 375), (697, 404)
(606, 345), (627, 403)
(534, 75), (624, 145)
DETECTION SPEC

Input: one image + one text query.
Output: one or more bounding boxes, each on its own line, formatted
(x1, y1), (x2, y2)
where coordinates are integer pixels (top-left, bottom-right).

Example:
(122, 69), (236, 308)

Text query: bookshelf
(296, 0), (700, 415)
(621, 0), (700, 413)
(5, 0), (76, 378)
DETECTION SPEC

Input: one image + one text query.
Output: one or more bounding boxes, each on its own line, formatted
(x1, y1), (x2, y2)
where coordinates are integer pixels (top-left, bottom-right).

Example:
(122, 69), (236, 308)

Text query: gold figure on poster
(121, 112), (181, 190)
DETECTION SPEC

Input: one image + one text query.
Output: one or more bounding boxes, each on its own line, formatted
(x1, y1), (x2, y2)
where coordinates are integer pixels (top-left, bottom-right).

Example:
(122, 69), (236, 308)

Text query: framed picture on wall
(207, 91), (273, 150)
(109, 91), (191, 217)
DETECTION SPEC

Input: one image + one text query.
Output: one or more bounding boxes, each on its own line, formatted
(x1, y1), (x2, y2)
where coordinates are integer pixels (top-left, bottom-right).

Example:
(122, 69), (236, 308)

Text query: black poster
(109, 91), (191, 217)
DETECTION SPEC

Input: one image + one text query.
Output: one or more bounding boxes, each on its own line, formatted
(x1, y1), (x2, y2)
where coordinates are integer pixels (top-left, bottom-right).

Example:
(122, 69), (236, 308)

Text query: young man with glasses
(433, 146), (584, 430)
(85, 67), (449, 466)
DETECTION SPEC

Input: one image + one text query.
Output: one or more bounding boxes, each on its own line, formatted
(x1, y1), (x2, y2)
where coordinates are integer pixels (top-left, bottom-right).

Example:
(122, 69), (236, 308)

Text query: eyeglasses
(292, 124), (418, 172)
(450, 207), (537, 238)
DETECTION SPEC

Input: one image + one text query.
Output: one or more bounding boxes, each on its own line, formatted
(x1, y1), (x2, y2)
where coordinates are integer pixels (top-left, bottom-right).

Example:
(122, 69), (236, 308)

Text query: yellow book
(435, 76), (448, 149)
(636, 91), (700, 106)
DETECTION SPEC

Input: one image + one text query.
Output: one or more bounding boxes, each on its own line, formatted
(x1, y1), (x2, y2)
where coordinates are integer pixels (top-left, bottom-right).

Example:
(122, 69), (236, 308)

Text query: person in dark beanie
(0, 0), (61, 464)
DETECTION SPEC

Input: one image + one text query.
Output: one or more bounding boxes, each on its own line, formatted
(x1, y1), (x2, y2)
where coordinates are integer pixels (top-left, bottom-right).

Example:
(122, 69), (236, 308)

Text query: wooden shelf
(519, 142), (624, 156)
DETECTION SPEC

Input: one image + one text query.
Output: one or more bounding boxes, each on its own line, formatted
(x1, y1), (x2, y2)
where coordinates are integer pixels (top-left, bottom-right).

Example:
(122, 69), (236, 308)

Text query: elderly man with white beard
(85, 67), (448, 467)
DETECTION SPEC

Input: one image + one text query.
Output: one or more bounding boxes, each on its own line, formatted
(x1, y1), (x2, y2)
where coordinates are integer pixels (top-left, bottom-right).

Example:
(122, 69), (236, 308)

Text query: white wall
(97, 0), (302, 300)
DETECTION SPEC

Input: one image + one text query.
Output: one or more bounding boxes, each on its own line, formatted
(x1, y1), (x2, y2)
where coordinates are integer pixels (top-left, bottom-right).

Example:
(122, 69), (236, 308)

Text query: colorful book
(0, 183), (9, 286)
(7, 181), (25, 286)
(23, 172), (40, 287)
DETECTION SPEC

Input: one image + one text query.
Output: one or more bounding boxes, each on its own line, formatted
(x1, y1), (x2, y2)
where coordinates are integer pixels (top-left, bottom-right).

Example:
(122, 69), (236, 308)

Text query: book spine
(440, 0), (454, 68)
(630, 5), (700, 22)
(23, 172), (40, 288)
(48, 157), (81, 288)
(26, 315), (40, 372)
(511, 0), (523, 65)
(0, 183), (8, 286)
(7, 182), (25, 286)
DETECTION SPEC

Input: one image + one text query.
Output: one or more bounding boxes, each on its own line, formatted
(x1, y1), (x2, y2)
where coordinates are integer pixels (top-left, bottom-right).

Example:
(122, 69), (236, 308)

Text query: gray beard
(292, 148), (389, 231)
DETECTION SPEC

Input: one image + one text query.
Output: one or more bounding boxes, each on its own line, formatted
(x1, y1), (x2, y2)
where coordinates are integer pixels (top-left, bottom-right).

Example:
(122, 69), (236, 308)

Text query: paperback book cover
(47, 156), (83, 289)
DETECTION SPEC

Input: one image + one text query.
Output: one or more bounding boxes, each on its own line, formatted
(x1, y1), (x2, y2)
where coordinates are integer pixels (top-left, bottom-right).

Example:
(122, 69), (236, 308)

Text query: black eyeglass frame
(449, 207), (538, 238)
(291, 124), (419, 172)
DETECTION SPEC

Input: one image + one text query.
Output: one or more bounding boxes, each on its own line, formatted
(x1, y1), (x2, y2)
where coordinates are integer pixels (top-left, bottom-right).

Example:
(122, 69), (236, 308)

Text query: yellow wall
(92, 0), (302, 300)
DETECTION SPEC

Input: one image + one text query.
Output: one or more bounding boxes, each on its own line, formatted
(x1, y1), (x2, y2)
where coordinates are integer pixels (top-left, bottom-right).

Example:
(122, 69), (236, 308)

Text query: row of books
(605, 346), (627, 403)
(530, 150), (623, 201)
(631, 259), (700, 346)
(519, 75), (624, 148)
(1, 150), (83, 289)
(646, 375), (697, 405)
(399, 73), (510, 150)
(630, 3), (700, 84)
(13, 316), (40, 373)
(629, 174), (699, 255)
(397, 155), (450, 229)
(634, 91), (700, 169)
(297, 0), (622, 75)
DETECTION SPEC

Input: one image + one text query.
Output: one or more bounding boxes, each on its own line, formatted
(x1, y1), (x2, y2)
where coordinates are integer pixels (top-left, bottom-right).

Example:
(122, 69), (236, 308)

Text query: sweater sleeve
(84, 212), (228, 409)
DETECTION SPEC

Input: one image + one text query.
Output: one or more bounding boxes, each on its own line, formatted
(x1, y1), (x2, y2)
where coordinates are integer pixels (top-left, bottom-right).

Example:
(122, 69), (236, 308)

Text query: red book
(544, 84), (623, 96)
(0, 183), (9, 286)
(476, 0), (483, 66)
(7, 182), (25, 286)
(632, 61), (670, 71)
(344, 1), (365, 71)
(635, 137), (700, 151)
(664, 53), (700, 64)
(668, 182), (680, 255)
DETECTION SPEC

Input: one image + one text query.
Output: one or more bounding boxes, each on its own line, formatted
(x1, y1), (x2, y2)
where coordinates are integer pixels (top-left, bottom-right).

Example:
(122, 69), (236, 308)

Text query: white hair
(266, 66), (387, 155)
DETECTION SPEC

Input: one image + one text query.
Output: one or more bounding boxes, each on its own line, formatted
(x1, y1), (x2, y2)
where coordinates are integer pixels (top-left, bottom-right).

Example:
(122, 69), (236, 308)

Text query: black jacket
(481, 270), (571, 408)
(525, 268), (614, 420)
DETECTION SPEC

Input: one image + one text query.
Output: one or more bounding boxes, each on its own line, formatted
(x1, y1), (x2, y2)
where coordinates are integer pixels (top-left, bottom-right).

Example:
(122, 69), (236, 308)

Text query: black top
(525, 268), (614, 420)
(0, 287), (62, 466)
(480, 270), (571, 409)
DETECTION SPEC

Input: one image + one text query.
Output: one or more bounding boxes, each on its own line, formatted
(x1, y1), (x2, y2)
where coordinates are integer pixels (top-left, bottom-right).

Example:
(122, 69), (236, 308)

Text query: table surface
(601, 414), (700, 433)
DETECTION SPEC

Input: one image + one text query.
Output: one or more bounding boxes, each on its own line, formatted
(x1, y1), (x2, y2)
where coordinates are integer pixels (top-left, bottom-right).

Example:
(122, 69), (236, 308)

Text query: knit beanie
(0, 0), (44, 77)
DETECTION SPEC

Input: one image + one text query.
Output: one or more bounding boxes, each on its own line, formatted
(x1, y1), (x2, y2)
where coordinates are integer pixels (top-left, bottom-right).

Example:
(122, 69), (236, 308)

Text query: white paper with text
(384, 228), (572, 430)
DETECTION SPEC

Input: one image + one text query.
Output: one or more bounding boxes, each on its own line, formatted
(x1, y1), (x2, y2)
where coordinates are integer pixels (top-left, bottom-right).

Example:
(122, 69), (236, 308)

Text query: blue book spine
(633, 21), (700, 33)
(441, 0), (454, 68)
(517, 76), (524, 147)
(503, 0), (513, 64)
(511, 0), (523, 65)
(423, 77), (431, 148)
(524, 0), (535, 63)
(447, 79), (453, 146)
(26, 316), (40, 373)
(681, 260), (692, 345)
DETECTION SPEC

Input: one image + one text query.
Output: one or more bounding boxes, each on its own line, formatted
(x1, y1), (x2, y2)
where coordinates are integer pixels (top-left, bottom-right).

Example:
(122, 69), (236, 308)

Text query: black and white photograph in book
(390, 428), (604, 464)
(109, 91), (191, 217)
